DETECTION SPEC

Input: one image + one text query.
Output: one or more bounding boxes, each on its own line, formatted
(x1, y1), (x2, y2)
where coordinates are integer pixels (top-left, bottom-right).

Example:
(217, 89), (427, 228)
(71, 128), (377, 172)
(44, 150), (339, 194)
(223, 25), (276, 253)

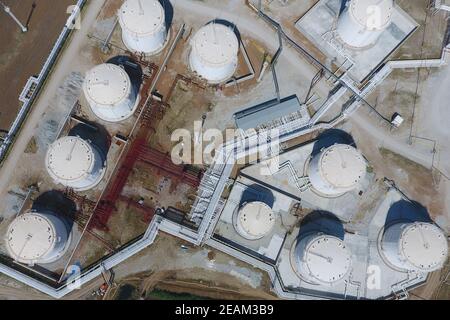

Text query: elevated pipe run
(258, 0), (283, 104)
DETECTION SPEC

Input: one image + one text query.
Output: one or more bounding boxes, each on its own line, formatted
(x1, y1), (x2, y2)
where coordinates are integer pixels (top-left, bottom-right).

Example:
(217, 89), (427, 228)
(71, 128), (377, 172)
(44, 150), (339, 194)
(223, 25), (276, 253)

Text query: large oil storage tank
(336, 0), (394, 48)
(233, 201), (275, 240)
(45, 135), (106, 191)
(308, 144), (366, 197)
(381, 222), (448, 273)
(6, 211), (70, 265)
(189, 23), (239, 84)
(293, 233), (352, 285)
(118, 0), (168, 55)
(83, 63), (139, 122)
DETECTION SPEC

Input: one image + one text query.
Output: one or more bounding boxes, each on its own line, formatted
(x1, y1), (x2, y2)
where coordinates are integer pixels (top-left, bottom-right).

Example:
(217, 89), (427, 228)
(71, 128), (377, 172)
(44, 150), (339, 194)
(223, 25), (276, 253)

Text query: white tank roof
(84, 63), (131, 106)
(349, 0), (394, 31)
(303, 235), (352, 284)
(191, 23), (239, 67)
(400, 223), (448, 272)
(46, 136), (95, 183)
(118, 0), (165, 36)
(238, 202), (275, 238)
(319, 144), (366, 189)
(6, 213), (58, 262)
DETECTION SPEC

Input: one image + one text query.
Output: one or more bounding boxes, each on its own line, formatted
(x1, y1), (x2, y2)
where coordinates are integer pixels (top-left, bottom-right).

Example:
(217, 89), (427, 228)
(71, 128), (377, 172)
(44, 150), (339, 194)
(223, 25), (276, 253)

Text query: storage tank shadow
(291, 211), (352, 286)
(384, 200), (432, 226)
(238, 184), (274, 208)
(69, 122), (111, 162)
(158, 0), (174, 31)
(207, 19), (241, 43)
(298, 211), (346, 240)
(5, 191), (76, 266)
(311, 129), (356, 158)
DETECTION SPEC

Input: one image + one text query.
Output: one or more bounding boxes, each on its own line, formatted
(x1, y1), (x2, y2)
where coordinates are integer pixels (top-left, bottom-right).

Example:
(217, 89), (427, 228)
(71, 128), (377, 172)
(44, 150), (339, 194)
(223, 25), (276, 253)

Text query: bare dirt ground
(410, 255), (449, 300)
(104, 233), (276, 300)
(348, 118), (447, 223)
(0, 0), (76, 131)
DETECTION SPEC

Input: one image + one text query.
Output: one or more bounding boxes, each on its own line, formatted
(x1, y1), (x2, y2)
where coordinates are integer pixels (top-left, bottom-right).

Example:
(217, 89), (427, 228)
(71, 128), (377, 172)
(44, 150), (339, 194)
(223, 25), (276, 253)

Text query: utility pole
(1, 1), (28, 33)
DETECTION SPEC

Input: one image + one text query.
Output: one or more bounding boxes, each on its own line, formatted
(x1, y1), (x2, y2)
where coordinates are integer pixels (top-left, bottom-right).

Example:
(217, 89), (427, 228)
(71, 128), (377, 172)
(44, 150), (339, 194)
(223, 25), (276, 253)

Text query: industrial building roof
(234, 95), (303, 131)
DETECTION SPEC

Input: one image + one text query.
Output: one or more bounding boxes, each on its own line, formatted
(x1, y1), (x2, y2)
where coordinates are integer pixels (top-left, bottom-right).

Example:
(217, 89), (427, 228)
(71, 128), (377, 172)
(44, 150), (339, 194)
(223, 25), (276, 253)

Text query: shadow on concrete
(339, 0), (349, 15)
(107, 55), (143, 97)
(311, 129), (356, 157)
(239, 184), (275, 208)
(384, 200), (432, 227)
(32, 190), (77, 232)
(69, 122), (111, 162)
(159, 0), (174, 31)
(206, 19), (242, 43)
(298, 211), (346, 240)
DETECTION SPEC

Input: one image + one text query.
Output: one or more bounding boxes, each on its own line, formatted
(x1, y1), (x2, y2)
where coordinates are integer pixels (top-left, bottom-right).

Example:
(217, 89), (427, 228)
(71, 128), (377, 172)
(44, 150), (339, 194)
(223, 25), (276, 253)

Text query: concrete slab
(214, 176), (299, 262)
(217, 140), (431, 299)
(241, 140), (377, 223)
(295, 0), (418, 83)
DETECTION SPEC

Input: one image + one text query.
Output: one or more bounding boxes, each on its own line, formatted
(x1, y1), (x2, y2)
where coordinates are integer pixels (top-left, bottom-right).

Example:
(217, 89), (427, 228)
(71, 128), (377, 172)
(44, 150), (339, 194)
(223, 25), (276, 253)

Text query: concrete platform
(295, 0), (418, 83)
(214, 141), (430, 299)
(241, 140), (377, 223)
(214, 176), (299, 263)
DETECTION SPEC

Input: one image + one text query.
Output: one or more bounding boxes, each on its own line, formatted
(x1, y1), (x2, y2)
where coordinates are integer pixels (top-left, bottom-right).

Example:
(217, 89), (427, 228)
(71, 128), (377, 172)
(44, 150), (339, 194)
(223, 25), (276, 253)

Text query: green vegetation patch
(146, 288), (210, 300)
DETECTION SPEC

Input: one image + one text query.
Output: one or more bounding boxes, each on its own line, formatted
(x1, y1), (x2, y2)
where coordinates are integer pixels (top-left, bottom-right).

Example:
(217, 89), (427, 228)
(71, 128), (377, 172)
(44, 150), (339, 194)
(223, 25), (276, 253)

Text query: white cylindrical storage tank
(308, 144), (366, 197)
(336, 0), (394, 48)
(381, 222), (448, 273)
(46, 136), (106, 191)
(233, 201), (275, 240)
(83, 63), (139, 122)
(189, 23), (239, 84)
(6, 211), (70, 265)
(294, 233), (352, 285)
(118, 0), (167, 55)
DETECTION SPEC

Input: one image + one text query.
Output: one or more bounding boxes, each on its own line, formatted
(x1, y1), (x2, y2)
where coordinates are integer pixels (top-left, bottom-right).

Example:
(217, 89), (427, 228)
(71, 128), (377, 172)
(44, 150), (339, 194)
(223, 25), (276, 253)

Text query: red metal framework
(87, 99), (169, 231)
(89, 137), (146, 231)
(85, 61), (205, 232)
(137, 145), (203, 188)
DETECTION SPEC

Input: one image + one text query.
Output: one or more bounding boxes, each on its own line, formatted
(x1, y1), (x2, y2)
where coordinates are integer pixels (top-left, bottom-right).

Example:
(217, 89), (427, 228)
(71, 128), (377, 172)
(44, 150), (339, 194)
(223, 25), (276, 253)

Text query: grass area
(146, 288), (210, 300)
(115, 284), (139, 300)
